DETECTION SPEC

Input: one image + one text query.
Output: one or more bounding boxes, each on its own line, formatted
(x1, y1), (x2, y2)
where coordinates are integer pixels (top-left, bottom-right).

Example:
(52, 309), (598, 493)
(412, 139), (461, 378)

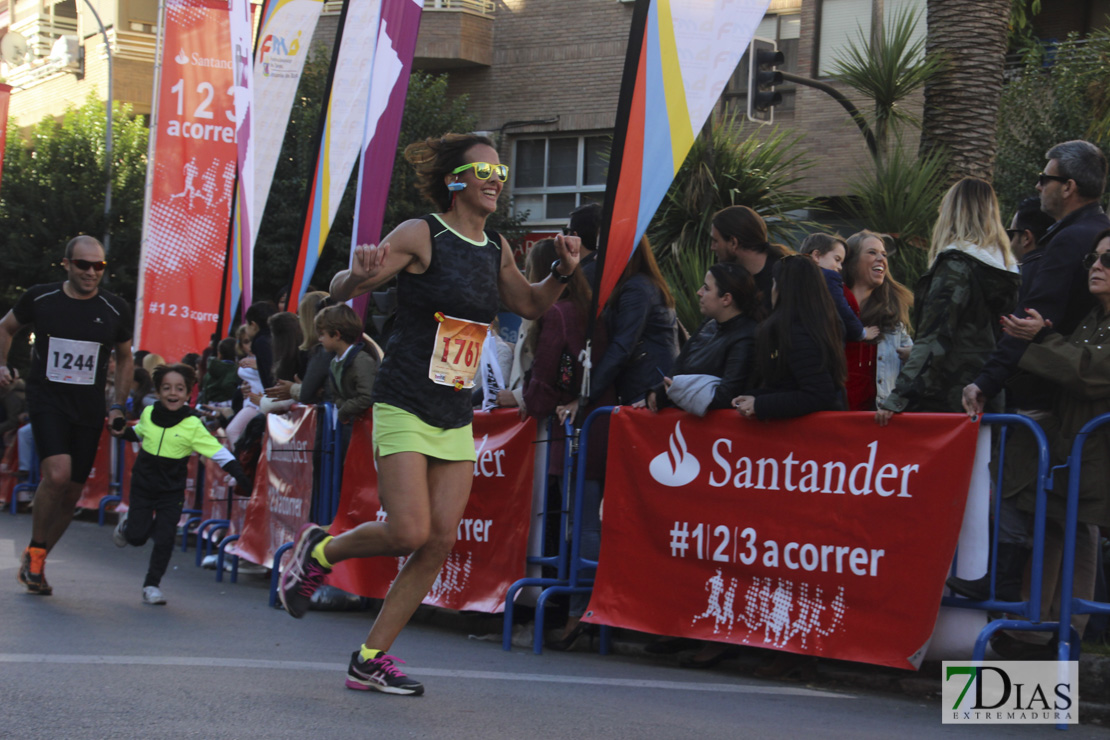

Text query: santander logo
(649, 421), (701, 487)
(175, 49), (189, 65)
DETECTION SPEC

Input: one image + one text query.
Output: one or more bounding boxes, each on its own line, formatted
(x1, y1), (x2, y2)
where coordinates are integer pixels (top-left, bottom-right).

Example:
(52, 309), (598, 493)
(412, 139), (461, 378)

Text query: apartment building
(3, 0), (1106, 229)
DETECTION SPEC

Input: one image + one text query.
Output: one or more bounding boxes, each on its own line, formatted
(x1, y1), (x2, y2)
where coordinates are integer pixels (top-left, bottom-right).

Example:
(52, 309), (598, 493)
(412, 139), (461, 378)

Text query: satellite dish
(1, 31), (30, 65)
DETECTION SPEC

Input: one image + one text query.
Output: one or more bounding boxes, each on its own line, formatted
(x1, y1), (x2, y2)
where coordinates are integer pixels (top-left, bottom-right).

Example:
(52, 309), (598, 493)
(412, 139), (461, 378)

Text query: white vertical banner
(229, 0), (255, 308)
(253, 0), (324, 228)
(290, 0), (384, 301)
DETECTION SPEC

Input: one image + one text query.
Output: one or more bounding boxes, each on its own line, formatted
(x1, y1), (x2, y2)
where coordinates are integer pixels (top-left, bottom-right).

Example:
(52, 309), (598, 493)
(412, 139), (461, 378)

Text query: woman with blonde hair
(877, 177), (1020, 424)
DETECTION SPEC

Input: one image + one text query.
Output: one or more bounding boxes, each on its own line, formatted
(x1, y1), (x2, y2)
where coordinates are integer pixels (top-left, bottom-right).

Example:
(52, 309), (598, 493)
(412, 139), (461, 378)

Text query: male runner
(0, 236), (134, 594)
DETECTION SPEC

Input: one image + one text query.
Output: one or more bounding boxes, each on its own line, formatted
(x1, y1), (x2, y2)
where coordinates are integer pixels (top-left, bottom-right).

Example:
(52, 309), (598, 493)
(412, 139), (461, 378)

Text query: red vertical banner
(328, 411), (535, 613)
(135, 0), (238, 361)
(0, 82), (11, 190)
(233, 405), (316, 567)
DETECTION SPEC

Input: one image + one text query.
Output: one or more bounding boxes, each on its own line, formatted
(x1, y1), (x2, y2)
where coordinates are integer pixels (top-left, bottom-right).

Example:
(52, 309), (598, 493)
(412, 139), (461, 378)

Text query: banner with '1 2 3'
(584, 409), (979, 670)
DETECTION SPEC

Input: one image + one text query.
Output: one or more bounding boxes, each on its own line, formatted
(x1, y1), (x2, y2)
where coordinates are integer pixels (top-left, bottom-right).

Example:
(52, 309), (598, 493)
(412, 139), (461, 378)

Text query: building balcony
(414, 0), (493, 70)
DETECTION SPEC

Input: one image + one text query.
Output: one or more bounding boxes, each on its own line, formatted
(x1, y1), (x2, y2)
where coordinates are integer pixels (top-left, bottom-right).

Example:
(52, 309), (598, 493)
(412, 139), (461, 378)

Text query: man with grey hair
(963, 140), (1110, 414)
(955, 140), (1109, 657)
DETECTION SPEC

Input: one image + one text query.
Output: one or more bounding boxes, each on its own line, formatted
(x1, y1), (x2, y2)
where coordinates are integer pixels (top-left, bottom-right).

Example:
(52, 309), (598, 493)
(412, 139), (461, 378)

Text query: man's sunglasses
(1005, 229), (1022, 241)
(451, 162), (509, 182)
(69, 259), (107, 272)
(1037, 172), (1070, 187)
(1083, 251), (1110, 271)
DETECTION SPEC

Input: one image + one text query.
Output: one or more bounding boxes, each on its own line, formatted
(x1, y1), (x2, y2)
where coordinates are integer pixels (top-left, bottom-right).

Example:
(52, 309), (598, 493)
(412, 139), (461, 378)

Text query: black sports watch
(550, 259), (573, 284)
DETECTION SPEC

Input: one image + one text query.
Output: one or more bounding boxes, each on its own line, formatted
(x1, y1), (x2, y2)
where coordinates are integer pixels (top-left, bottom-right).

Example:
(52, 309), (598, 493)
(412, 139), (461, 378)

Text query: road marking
(0, 653), (851, 699)
(0, 539), (15, 570)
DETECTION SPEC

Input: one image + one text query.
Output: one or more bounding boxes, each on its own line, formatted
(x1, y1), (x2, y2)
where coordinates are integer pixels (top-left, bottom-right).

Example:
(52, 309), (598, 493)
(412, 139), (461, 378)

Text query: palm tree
(918, 0), (1011, 181)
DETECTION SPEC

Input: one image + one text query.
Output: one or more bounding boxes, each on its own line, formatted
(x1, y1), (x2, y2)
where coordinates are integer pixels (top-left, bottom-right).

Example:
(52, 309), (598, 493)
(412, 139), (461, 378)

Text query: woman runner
(278, 133), (580, 696)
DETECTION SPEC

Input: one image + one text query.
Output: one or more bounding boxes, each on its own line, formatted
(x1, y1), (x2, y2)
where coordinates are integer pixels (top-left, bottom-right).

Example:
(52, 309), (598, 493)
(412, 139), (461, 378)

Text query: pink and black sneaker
(278, 523), (331, 618)
(345, 651), (424, 696)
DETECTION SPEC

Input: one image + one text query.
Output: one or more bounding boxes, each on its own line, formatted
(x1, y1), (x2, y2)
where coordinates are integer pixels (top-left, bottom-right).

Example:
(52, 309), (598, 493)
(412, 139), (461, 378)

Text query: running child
(113, 363), (250, 605)
(798, 233), (879, 343)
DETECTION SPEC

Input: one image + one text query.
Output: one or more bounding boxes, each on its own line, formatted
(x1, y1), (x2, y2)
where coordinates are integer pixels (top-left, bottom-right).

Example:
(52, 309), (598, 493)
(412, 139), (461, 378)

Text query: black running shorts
(29, 412), (104, 483)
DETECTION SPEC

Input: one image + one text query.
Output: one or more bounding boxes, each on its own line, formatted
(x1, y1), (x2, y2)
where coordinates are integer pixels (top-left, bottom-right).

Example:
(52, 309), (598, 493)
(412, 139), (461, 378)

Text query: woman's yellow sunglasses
(451, 162), (509, 182)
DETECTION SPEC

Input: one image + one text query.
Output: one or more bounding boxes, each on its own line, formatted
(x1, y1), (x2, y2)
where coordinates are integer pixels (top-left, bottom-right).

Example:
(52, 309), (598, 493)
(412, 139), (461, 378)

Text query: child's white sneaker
(113, 511), (129, 548)
(142, 586), (166, 605)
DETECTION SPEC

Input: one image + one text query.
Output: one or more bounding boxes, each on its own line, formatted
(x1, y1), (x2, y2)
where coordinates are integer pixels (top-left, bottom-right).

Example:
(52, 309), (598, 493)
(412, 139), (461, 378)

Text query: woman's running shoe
(345, 651), (424, 696)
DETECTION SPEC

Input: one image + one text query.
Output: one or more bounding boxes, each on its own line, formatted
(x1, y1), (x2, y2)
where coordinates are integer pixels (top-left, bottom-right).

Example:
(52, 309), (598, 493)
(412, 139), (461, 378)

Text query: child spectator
(114, 363), (250, 605)
(798, 233), (878, 343)
(316, 304), (378, 425)
(200, 338), (240, 405)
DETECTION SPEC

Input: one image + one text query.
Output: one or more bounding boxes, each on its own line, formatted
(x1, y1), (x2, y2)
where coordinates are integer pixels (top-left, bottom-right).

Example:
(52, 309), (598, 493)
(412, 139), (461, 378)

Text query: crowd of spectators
(2, 139), (1108, 663)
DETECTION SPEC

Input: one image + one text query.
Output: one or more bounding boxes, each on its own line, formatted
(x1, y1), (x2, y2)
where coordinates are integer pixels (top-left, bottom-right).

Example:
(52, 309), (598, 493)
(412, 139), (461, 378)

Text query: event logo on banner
(135, 0), (237, 361)
(233, 405), (316, 567)
(328, 411), (534, 613)
(584, 409), (979, 670)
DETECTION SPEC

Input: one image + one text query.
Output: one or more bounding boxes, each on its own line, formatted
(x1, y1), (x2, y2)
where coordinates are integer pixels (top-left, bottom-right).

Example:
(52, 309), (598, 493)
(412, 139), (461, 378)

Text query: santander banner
(328, 411), (535, 612)
(584, 409), (979, 670)
(233, 405), (316, 567)
(135, 0), (237, 361)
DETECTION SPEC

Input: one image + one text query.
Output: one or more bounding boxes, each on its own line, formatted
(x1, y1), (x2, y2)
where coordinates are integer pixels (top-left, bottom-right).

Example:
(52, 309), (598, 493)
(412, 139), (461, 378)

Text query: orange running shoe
(18, 546), (52, 595)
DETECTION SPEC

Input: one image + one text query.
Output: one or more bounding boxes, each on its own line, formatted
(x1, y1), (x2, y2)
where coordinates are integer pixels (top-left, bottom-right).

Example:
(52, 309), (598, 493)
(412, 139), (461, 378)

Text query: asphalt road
(1, 513), (1106, 740)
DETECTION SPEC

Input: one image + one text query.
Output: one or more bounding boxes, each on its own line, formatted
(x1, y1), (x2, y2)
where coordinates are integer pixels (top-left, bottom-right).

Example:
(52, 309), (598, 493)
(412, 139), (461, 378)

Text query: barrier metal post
(317, 404), (334, 526)
(502, 417), (573, 651)
(533, 406), (614, 655)
(97, 436), (126, 525)
(1057, 414), (1110, 661)
(329, 405), (343, 524)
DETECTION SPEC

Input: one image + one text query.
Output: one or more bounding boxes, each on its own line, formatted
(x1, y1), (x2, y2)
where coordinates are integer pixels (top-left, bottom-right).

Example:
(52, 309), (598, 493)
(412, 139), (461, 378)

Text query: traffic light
(747, 36), (784, 124)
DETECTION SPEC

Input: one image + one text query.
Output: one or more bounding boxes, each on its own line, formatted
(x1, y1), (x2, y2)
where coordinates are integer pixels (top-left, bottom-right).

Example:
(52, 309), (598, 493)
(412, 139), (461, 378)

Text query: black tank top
(371, 214), (502, 429)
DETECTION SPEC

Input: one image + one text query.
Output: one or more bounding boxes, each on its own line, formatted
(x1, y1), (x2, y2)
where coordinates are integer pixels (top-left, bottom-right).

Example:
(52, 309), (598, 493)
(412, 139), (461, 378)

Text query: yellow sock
(311, 536), (334, 568)
(359, 644), (382, 662)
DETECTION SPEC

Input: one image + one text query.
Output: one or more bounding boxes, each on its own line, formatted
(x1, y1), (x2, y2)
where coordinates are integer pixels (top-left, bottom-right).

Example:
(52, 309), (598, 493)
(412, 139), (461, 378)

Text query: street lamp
(82, 0), (113, 254)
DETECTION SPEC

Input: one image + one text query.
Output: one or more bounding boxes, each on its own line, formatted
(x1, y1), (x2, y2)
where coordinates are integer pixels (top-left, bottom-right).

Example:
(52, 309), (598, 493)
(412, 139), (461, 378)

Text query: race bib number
(429, 315), (489, 390)
(46, 337), (100, 385)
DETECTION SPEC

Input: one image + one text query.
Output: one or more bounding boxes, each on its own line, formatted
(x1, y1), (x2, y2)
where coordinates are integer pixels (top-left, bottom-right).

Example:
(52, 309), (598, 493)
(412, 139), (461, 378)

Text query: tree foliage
(253, 63), (488, 299)
(828, 6), (945, 160)
(995, 31), (1110, 217)
(0, 98), (149, 313)
(647, 112), (820, 332)
(827, 6), (949, 289)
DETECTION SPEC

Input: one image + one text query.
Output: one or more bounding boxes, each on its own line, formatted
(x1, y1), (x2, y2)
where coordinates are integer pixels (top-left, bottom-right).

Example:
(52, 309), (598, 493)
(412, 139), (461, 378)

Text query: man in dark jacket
(963, 140), (1110, 415)
(950, 141), (1110, 652)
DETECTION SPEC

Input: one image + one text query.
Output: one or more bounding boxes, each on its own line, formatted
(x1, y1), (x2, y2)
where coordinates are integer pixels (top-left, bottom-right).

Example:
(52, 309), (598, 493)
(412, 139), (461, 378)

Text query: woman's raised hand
(351, 242), (390, 281)
(552, 233), (581, 273)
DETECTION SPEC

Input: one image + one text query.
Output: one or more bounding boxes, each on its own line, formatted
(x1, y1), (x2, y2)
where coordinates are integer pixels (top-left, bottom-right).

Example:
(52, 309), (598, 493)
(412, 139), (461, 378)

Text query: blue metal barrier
(533, 407), (613, 655)
(315, 403), (337, 526)
(97, 437), (128, 525)
(1057, 413), (1110, 662)
(502, 417), (573, 651)
(181, 516), (203, 552)
(269, 541), (294, 608)
(11, 445), (40, 515)
(942, 414), (1052, 656)
(195, 519), (230, 566)
(216, 534), (241, 583)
